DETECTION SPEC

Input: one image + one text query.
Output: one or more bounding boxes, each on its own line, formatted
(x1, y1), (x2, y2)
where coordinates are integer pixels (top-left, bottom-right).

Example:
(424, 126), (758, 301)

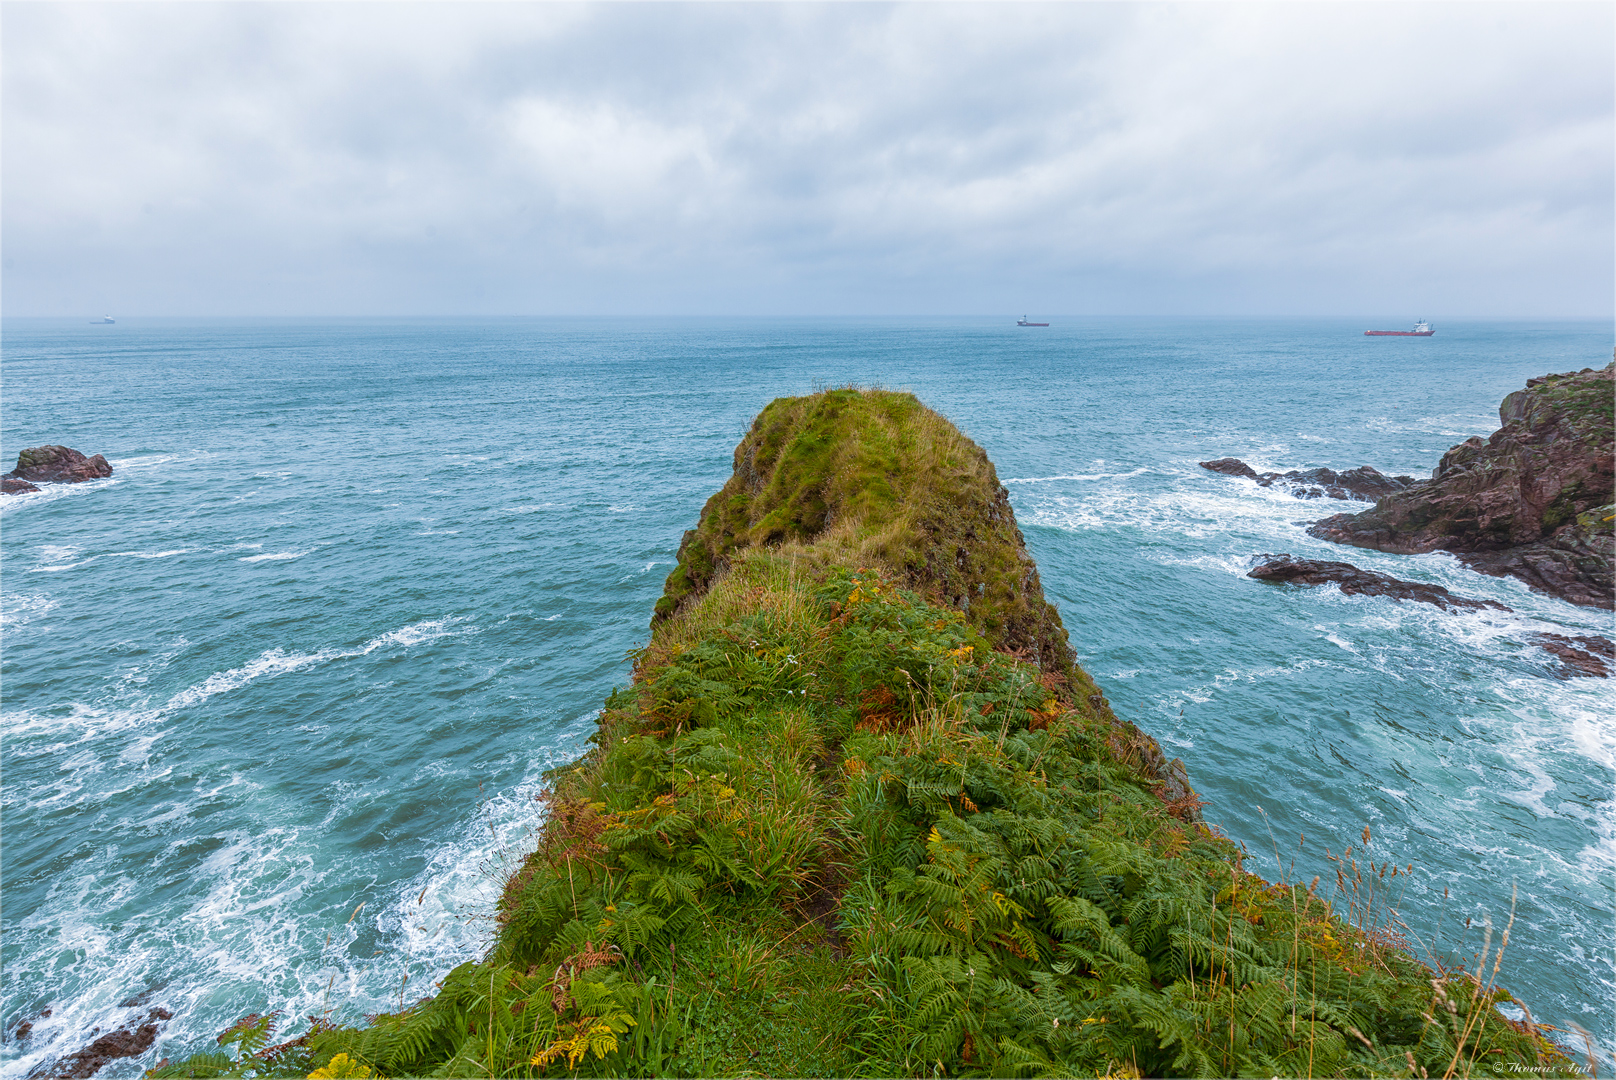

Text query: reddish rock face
(3, 445), (113, 488)
(1308, 364), (1614, 609)
(1532, 632), (1614, 678)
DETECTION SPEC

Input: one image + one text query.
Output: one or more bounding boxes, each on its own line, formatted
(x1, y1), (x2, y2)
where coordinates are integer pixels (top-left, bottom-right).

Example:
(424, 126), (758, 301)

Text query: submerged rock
(3, 476), (42, 494)
(1199, 458), (1419, 501)
(3, 445), (112, 490)
(1247, 554), (1509, 612)
(1532, 632), (1613, 678)
(44, 1008), (171, 1079)
(1308, 364), (1614, 609)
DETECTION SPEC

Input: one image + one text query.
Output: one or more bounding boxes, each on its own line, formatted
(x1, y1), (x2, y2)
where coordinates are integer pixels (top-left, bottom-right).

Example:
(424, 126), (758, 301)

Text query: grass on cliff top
(158, 554), (1580, 1079)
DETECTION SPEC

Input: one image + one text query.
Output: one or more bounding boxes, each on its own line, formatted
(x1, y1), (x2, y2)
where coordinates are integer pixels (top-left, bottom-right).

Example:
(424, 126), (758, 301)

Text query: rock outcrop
(1247, 554), (1509, 612)
(1201, 458), (1419, 502)
(3, 445), (113, 491)
(1531, 632), (1613, 678)
(45, 1008), (172, 1079)
(1308, 364), (1614, 609)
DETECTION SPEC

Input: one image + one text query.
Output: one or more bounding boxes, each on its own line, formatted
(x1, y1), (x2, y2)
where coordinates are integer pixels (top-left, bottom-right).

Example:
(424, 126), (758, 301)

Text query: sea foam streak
(238, 551), (308, 563)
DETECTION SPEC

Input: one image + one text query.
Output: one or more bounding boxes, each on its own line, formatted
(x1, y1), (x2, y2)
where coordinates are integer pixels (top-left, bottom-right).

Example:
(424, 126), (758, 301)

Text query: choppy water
(2, 317), (1611, 1075)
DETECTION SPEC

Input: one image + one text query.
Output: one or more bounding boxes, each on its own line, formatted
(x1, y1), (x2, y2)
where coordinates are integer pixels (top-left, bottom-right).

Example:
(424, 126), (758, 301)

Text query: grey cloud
(3, 2), (1610, 316)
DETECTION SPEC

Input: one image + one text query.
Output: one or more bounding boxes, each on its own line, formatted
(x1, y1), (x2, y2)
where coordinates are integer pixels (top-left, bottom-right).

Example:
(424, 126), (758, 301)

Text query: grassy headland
(153, 390), (1578, 1079)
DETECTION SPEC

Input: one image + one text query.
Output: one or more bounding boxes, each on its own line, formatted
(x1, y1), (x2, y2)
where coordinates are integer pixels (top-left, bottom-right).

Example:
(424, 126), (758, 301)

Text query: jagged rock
(1247, 554), (1509, 612)
(3, 446), (112, 489)
(1309, 364), (1614, 609)
(1199, 458), (1418, 501)
(45, 1008), (171, 1079)
(3, 476), (41, 494)
(1531, 632), (1613, 678)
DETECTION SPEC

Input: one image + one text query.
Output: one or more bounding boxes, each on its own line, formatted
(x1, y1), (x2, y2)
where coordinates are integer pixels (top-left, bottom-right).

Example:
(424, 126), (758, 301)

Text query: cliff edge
(1309, 363), (1614, 609)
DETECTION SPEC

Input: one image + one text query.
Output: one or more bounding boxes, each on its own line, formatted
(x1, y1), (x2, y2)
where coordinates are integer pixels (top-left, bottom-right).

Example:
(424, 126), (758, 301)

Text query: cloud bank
(3, 3), (1611, 316)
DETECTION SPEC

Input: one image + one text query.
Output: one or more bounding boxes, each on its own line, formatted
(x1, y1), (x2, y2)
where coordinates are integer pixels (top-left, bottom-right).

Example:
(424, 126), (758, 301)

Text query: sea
(2, 316), (1612, 1076)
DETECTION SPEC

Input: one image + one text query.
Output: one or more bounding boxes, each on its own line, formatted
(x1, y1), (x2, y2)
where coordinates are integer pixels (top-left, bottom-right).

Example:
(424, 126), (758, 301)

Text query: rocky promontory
(2, 445), (113, 494)
(1309, 363), (1614, 609)
(146, 390), (1576, 1080)
(1201, 458), (1419, 501)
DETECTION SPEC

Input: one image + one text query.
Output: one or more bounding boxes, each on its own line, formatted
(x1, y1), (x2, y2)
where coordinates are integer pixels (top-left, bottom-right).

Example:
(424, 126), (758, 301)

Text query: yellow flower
(308, 1053), (372, 1079)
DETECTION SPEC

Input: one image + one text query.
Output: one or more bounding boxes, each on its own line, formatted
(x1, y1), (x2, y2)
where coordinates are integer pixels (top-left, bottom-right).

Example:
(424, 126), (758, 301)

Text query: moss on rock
(655, 388), (1086, 689)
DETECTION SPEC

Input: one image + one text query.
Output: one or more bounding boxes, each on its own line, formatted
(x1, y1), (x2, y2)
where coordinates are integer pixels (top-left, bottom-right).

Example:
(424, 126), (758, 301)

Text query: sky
(3, 2), (1612, 318)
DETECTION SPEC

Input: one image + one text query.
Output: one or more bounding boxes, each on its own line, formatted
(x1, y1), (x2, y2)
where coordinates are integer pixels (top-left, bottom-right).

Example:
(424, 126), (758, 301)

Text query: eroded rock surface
(1308, 364), (1614, 609)
(1199, 458), (1418, 502)
(3, 446), (112, 490)
(1532, 633), (1613, 678)
(1247, 554), (1509, 612)
(44, 1008), (172, 1079)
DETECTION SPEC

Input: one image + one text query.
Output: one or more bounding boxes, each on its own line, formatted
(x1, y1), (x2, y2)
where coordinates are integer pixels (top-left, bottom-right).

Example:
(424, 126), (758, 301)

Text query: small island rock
(3, 445), (113, 490)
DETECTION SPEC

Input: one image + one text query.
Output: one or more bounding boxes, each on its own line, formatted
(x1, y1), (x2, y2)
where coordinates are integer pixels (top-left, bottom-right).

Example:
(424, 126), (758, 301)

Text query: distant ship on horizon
(1017, 315), (1049, 327)
(88, 315), (115, 324)
(1365, 320), (1433, 337)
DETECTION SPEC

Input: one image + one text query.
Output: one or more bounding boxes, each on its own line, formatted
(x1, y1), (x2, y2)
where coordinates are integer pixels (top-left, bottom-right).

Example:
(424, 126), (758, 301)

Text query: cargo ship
(1364, 320), (1433, 336)
(1017, 315), (1049, 327)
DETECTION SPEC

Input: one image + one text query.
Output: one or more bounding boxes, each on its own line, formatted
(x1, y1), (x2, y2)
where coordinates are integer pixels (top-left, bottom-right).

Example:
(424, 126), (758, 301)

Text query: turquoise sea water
(2, 317), (1612, 1076)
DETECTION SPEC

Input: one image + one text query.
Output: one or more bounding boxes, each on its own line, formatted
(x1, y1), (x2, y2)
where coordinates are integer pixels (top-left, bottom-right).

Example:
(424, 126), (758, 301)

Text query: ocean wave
(0, 477), (120, 515)
(163, 618), (476, 714)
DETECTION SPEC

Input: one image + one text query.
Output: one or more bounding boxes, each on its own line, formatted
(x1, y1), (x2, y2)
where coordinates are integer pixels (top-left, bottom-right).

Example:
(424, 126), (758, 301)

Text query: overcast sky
(3, 3), (1611, 317)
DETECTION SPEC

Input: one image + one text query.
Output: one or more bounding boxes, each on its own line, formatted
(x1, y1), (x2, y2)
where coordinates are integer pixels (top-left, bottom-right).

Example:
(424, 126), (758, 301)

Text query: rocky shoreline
(1308, 363), (1614, 609)
(1202, 363), (1613, 609)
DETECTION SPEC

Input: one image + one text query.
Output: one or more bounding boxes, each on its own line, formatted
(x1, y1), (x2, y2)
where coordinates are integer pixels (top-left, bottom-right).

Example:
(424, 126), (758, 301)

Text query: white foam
(1325, 633), (1359, 653)
(164, 649), (336, 711)
(0, 477), (119, 515)
(238, 551), (308, 563)
(2, 592), (60, 629)
(1003, 467), (1150, 484)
